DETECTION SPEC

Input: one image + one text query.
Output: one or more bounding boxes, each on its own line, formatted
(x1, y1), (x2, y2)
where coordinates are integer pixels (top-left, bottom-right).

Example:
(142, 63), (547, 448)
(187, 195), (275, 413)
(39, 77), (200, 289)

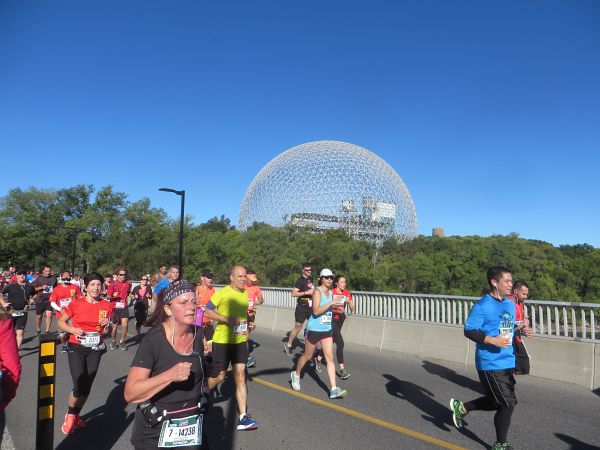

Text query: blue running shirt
(465, 294), (516, 370)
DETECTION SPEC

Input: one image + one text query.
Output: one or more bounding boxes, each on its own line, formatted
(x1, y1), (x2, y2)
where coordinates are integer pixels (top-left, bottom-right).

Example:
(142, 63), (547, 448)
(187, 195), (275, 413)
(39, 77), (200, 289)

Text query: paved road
(3, 314), (600, 449)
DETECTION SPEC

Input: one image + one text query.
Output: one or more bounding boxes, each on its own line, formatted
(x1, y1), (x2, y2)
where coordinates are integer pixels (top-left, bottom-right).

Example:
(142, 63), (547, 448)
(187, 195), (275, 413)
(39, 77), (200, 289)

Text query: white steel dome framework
(238, 140), (418, 245)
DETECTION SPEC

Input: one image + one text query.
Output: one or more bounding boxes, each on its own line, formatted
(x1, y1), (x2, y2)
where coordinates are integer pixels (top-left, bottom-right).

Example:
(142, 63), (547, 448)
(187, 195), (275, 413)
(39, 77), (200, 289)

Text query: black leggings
(68, 346), (102, 397)
(464, 369), (516, 443)
(314, 318), (347, 364)
(332, 318), (345, 365)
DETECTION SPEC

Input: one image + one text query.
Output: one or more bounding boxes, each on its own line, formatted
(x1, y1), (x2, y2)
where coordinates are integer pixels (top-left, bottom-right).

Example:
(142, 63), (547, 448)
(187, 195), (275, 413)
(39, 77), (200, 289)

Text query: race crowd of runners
(0, 262), (532, 450)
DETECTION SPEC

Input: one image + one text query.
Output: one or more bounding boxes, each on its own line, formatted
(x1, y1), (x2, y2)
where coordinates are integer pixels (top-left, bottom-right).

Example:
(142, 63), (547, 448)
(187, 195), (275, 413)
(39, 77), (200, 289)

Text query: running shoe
(246, 356), (256, 368)
(237, 414), (257, 431)
(119, 341), (126, 351)
(283, 342), (292, 356)
(60, 344), (68, 354)
(290, 371), (301, 391)
(449, 398), (465, 429)
(110, 341), (117, 350)
(75, 416), (86, 430)
(61, 413), (78, 435)
(329, 387), (348, 399)
(314, 357), (322, 373)
(491, 442), (513, 450)
(339, 368), (350, 380)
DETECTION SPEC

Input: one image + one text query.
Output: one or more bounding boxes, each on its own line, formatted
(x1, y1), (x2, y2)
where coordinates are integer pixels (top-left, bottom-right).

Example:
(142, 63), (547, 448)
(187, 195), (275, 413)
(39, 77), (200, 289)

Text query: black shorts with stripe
(477, 368), (517, 408)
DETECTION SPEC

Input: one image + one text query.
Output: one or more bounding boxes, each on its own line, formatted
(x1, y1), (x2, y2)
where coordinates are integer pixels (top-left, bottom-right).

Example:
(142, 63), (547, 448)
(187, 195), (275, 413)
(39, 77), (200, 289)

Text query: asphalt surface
(3, 313), (600, 450)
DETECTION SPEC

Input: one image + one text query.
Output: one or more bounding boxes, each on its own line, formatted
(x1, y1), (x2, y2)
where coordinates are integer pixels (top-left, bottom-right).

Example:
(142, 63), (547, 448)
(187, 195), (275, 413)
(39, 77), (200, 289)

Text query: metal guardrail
(255, 286), (600, 342)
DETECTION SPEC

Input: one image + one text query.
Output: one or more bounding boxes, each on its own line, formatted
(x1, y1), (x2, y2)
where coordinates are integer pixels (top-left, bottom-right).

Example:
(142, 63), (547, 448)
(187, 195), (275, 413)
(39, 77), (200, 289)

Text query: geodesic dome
(238, 140), (418, 245)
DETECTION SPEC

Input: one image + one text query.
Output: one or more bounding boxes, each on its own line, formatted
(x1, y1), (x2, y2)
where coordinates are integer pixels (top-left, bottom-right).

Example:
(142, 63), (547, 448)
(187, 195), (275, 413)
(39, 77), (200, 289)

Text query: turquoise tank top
(306, 287), (334, 332)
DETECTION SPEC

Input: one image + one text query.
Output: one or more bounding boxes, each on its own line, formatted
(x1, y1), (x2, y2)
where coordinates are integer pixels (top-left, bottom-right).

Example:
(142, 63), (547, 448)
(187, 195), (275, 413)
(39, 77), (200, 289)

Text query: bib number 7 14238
(158, 414), (202, 448)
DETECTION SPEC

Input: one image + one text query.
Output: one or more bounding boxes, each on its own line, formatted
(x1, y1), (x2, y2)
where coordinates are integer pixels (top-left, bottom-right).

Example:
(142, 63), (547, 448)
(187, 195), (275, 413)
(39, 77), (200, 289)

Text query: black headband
(84, 272), (104, 287)
(162, 279), (195, 305)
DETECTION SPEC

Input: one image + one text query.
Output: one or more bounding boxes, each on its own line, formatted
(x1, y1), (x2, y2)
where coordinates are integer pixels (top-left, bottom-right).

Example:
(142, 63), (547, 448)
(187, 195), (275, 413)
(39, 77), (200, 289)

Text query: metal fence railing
(253, 286), (600, 342)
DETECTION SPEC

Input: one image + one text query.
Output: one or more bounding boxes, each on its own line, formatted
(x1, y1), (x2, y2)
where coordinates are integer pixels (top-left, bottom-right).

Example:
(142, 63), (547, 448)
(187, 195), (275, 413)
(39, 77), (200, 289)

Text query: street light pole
(159, 188), (186, 277)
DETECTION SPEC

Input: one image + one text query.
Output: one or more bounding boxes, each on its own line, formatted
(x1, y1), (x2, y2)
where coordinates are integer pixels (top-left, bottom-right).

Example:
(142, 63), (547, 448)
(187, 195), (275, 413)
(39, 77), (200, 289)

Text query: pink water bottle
(193, 306), (204, 327)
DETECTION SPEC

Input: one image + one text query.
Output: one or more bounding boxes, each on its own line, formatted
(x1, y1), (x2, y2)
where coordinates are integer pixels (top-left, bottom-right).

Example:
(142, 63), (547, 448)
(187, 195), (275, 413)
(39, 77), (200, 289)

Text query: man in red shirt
(50, 270), (83, 353)
(106, 267), (132, 351)
(7, 267), (17, 284)
(195, 269), (216, 343)
(245, 270), (264, 368)
(508, 280), (531, 375)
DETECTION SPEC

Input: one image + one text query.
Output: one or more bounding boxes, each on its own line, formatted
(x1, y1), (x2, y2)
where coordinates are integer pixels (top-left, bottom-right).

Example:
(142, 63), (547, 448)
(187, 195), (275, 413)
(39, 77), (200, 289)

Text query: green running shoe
(449, 398), (465, 429)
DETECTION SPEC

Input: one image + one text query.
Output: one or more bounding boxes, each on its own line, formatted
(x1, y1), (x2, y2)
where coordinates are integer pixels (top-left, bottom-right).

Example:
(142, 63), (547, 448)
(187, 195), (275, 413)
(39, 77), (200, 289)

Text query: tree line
(1, 185), (598, 303)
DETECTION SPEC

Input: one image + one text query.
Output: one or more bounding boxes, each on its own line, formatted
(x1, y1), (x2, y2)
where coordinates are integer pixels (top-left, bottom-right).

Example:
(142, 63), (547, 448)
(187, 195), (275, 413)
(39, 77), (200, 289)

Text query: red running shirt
(63, 297), (114, 345)
(196, 285), (215, 324)
(50, 284), (83, 318)
(331, 289), (352, 320)
(246, 285), (262, 311)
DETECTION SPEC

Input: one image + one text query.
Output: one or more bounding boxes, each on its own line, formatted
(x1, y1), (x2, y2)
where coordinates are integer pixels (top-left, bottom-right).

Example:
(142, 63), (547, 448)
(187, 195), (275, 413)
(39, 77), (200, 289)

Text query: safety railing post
(36, 332), (60, 450)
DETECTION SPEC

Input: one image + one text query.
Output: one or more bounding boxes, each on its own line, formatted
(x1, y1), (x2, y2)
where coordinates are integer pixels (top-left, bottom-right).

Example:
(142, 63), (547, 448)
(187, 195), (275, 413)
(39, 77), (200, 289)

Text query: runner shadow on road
(382, 374), (489, 448)
(555, 433), (600, 450)
(421, 361), (484, 394)
(382, 374), (451, 431)
(205, 374), (240, 450)
(55, 376), (134, 450)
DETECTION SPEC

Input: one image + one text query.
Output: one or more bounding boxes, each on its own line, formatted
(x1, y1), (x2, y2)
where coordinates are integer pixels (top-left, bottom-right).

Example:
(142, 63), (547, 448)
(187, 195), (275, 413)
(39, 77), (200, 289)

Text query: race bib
(79, 332), (100, 348)
(115, 301), (126, 309)
(234, 320), (248, 335)
(499, 326), (513, 340)
(60, 298), (72, 309)
(333, 294), (346, 306)
(307, 300), (313, 308)
(43, 285), (53, 294)
(158, 414), (202, 448)
(320, 312), (332, 324)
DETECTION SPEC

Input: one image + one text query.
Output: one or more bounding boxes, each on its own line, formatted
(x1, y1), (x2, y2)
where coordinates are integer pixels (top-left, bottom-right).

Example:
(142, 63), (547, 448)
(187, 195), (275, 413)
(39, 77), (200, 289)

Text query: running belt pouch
(141, 401), (164, 427)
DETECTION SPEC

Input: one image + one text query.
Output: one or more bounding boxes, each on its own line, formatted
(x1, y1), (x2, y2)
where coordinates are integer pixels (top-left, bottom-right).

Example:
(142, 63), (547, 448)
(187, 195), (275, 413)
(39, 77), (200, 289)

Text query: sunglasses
(17, 272), (27, 276)
(141, 278), (148, 281)
(118, 273), (127, 276)
(303, 268), (312, 272)
(323, 275), (334, 280)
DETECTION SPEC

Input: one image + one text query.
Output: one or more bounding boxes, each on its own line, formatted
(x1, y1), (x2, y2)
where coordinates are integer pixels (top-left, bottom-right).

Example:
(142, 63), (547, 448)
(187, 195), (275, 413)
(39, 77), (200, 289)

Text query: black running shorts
(294, 303), (311, 323)
(208, 342), (249, 377)
(513, 340), (530, 375)
(477, 369), (517, 408)
(306, 330), (333, 345)
(111, 307), (130, 323)
(11, 313), (28, 330)
(36, 301), (53, 315)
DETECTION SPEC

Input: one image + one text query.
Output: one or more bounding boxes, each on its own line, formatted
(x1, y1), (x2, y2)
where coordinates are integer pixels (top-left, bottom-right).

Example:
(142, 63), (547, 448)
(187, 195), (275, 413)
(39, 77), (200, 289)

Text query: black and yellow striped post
(36, 332), (60, 450)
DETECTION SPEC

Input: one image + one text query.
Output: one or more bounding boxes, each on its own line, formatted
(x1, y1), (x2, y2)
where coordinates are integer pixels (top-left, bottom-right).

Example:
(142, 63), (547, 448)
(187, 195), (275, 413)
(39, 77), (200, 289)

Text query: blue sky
(1, 1), (599, 247)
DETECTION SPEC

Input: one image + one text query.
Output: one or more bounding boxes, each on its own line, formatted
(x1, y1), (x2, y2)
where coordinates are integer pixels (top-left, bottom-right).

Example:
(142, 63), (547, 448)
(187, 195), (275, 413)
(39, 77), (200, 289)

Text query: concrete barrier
(341, 316), (385, 350)
(380, 321), (470, 365)
(526, 336), (597, 389)
(254, 306), (600, 390)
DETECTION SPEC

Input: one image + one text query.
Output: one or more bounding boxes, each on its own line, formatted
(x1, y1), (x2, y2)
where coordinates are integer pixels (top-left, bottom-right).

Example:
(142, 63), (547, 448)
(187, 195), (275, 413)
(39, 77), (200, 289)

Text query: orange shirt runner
(195, 284), (215, 325)
(50, 284), (83, 318)
(62, 297), (114, 345)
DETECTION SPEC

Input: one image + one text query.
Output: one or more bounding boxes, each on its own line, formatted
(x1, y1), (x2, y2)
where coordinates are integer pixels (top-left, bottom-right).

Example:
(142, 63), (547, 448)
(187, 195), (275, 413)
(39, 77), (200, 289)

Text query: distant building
(432, 227), (444, 238)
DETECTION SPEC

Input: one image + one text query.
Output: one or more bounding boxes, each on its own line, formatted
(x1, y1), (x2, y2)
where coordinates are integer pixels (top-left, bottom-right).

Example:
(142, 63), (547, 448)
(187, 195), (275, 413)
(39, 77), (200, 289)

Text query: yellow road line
(249, 376), (465, 450)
